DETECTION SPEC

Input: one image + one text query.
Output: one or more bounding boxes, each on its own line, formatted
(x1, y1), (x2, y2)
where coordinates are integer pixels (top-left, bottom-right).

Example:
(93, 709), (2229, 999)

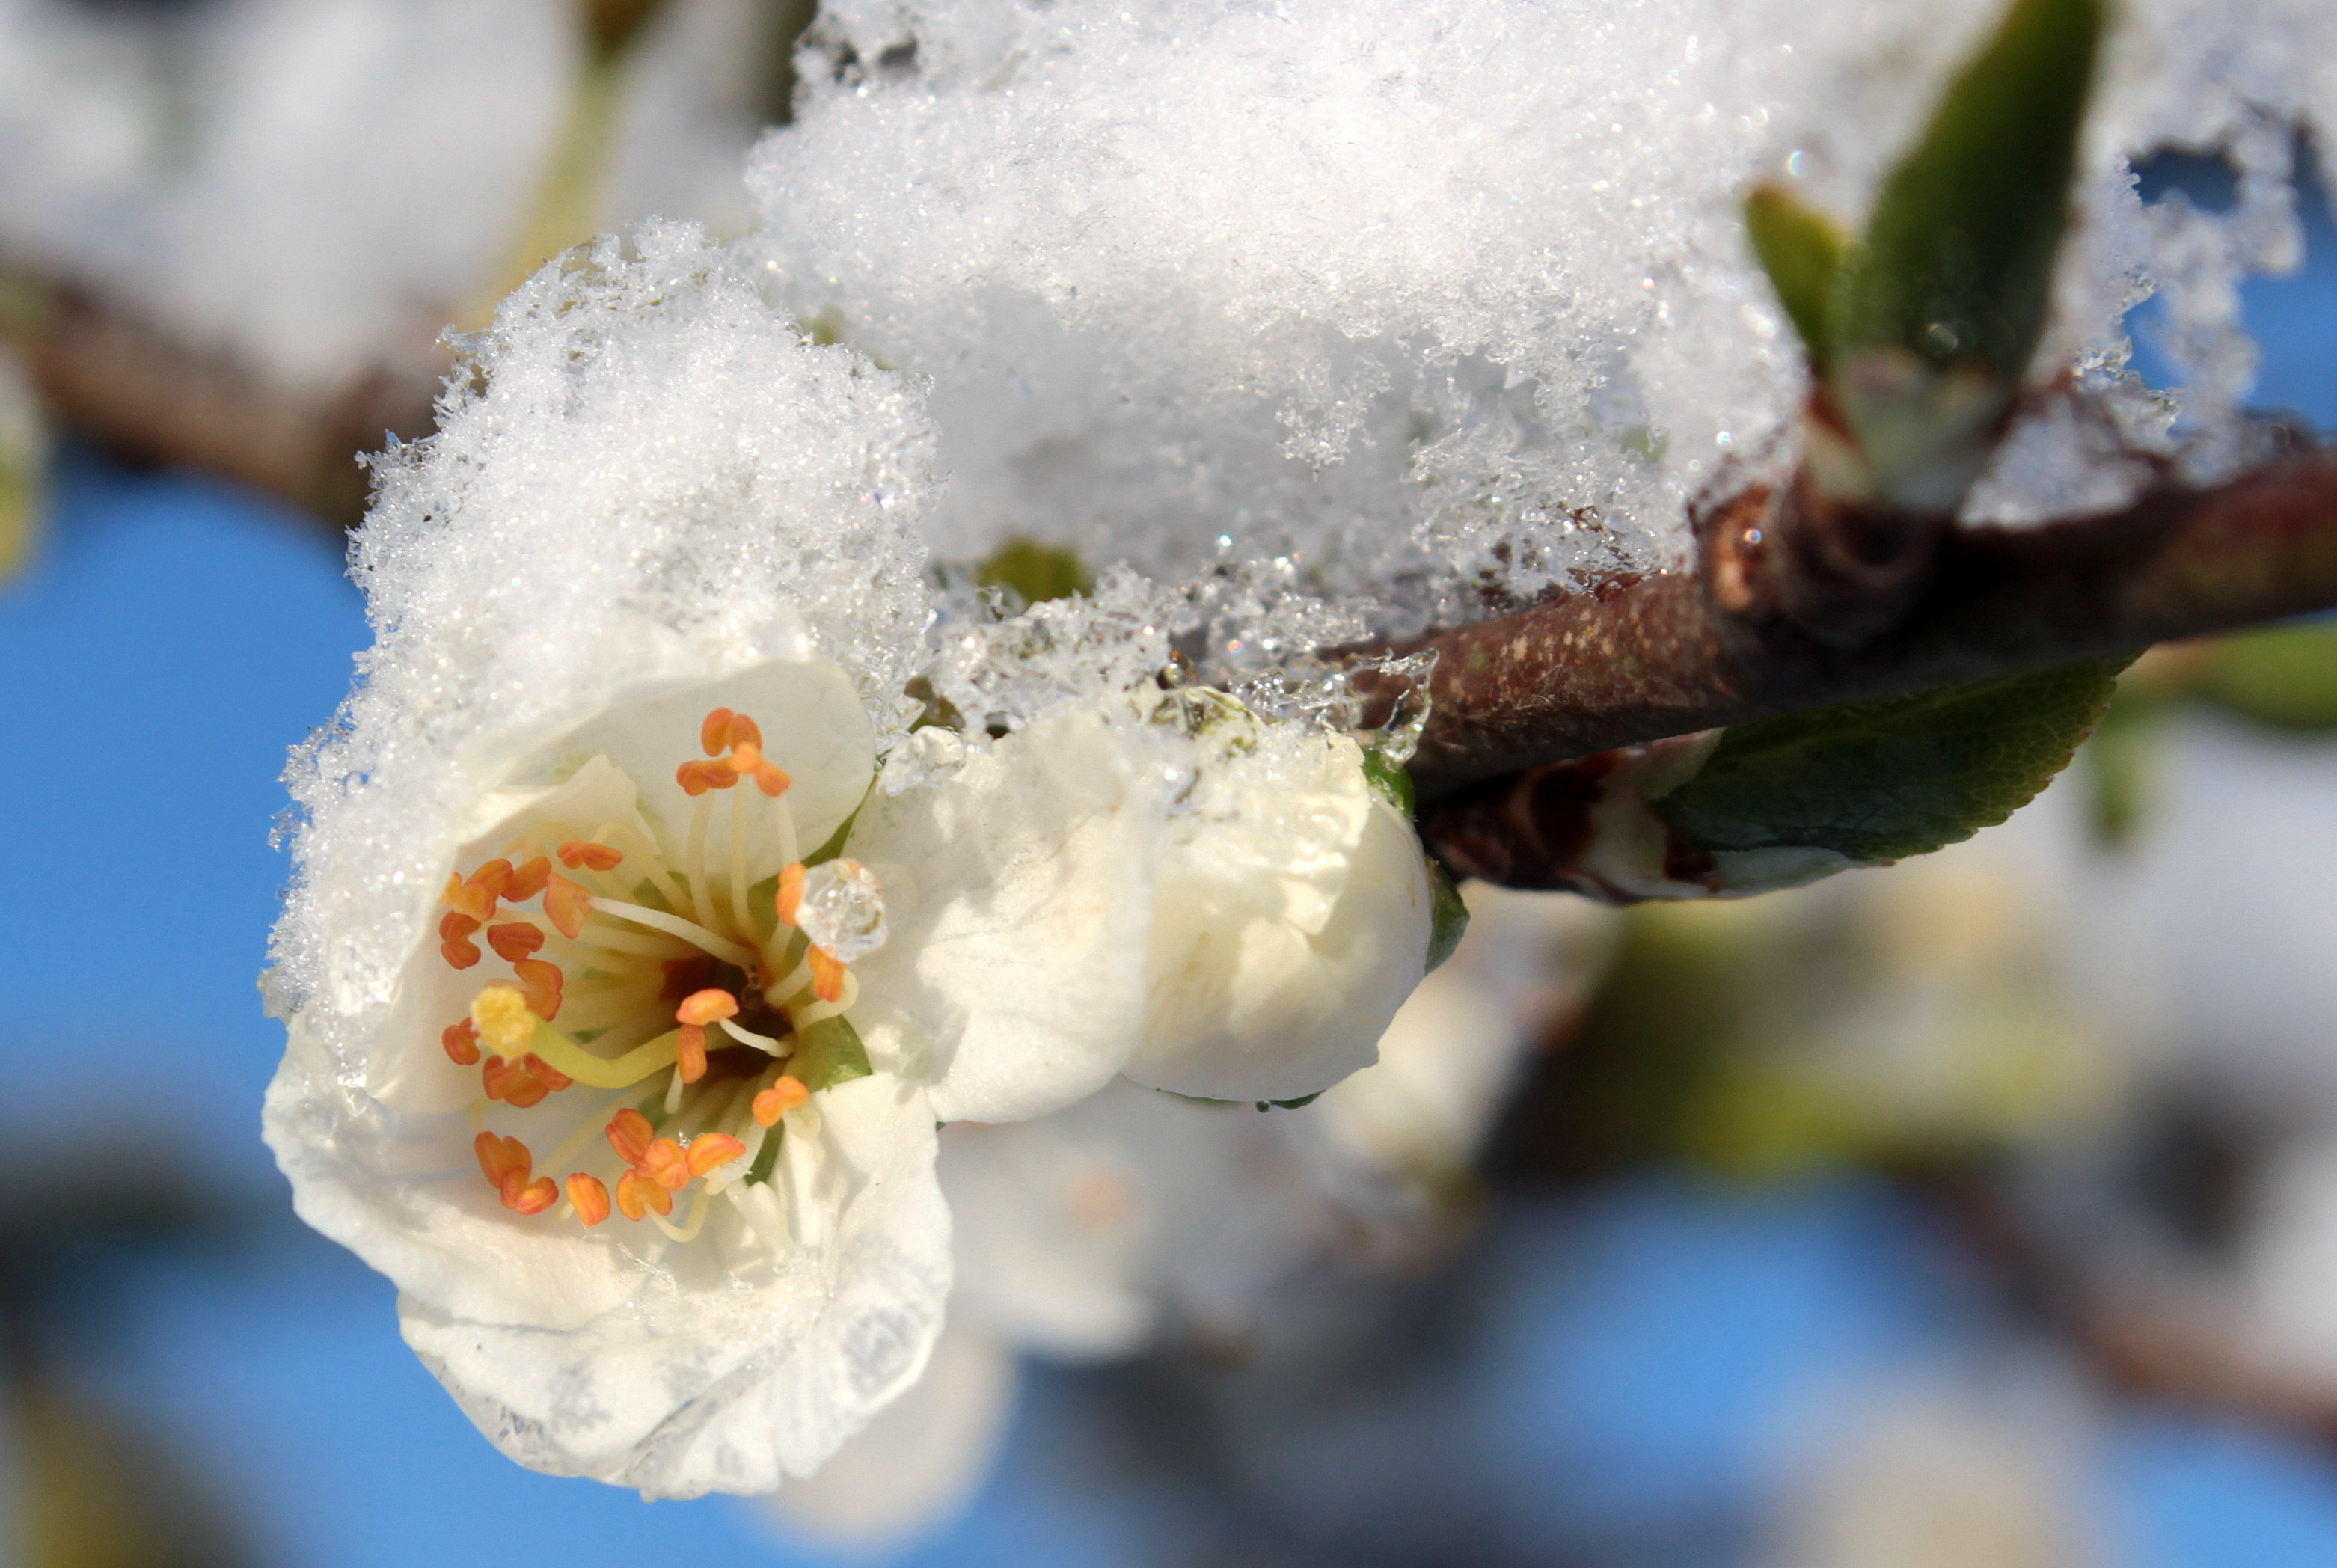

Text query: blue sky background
(0, 151), (2333, 1567)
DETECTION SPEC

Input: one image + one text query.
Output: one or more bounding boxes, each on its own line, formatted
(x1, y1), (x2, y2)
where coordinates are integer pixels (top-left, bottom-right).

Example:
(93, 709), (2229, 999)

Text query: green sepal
(744, 1121), (785, 1185)
(791, 1014), (873, 1093)
(1841, 0), (2104, 382)
(904, 675), (965, 734)
(1656, 659), (2124, 864)
(975, 537), (1094, 606)
(803, 777), (873, 866)
(1362, 749), (1418, 816)
(1745, 184), (1853, 367)
(1257, 1094), (1321, 1112)
(1424, 857), (1470, 972)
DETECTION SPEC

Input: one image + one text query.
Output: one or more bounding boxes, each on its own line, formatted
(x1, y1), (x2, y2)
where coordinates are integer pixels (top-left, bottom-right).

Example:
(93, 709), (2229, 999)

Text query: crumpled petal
(391, 1074), (950, 1498)
(850, 708), (1157, 1124)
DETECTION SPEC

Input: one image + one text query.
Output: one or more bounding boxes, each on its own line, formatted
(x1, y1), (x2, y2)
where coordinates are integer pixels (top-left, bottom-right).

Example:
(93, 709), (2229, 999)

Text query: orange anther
(440, 935), (481, 970)
(606, 1108), (654, 1168)
(474, 1131), (531, 1187)
(502, 1171), (558, 1215)
(809, 946), (847, 1005)
(643, 1138), (693, 1192)
(558, 840), (623, 872)
(752, 762), (792, 797)
(752, 1076), (809, 1127)
(542, 873), (592, 940)
(676, 1025), (708, 1083)
(687, 1133), (747, 1178)
(524, 1053), (572, 1094)
(482, 1055), (563, 1109)
(701, 708), (736, 757)
(503, 856), (551, 903)
(775, 862), (806, 926)
(676, 759), (739, 796)
(675, 988), (739, 1027)
(566, 1173), (612, 1227)
(726, 713), (763, 751)
(616, 1169), (671, 1221)
(443, 866), (504, 922)
(440, 911), (481, 940)
(441, 1019), (482, 1065)
(512, 958), (564, 1021)
(487, 921), (544, 962)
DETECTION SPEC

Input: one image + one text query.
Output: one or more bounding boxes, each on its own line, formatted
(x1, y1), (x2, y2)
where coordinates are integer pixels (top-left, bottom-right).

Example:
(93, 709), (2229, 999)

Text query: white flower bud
(1125, 727), (1433, 1103)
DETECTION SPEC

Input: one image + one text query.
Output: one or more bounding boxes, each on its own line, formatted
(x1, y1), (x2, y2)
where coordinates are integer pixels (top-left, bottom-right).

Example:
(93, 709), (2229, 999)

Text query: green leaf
(1840, 0), (2104, 382)
(791, 1014), (873, 1093)
(1745, 184), (1853, 367)
(1424, 857), (1470, 972)
(2196, 622), (2337, 731)
(1362, 748), (1417, 816)
(975, 537), (1094, 606)
(1655, 659), (2124, 864)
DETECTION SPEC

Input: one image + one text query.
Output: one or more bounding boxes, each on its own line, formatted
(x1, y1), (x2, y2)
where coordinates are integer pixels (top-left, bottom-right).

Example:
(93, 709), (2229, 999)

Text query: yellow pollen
(470, 985), (538, 1056)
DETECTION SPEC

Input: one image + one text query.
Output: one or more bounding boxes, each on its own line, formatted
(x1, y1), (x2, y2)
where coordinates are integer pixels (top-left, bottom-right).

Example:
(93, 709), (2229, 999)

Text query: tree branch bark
(1361, 442), (2337, 876)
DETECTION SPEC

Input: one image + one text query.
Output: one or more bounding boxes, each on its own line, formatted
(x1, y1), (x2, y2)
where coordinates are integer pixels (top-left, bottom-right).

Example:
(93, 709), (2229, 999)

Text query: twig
(1361, 441), (2337, 877)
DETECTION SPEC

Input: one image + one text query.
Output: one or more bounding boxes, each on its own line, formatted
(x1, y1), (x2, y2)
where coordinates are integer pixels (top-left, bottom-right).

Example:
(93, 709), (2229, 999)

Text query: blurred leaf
(2075, 685), (2167, 848)
(975, 538), (1093, 606)
(2195, 621), (2337, 731)
(1655, 660), (2123, 863)
(14, 1391), (251, 1568)
(1839, 0), (2104, 381)
(0, 346), (41, 586)
(1745, 184), (1852, 367)
(578, 0), (670, 64)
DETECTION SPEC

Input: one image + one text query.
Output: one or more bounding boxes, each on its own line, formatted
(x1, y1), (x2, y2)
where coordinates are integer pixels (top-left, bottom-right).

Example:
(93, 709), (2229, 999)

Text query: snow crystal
(266, 223), (935, 1018)
(746, 0), (2337, 634)
(797, 858), (891, 963)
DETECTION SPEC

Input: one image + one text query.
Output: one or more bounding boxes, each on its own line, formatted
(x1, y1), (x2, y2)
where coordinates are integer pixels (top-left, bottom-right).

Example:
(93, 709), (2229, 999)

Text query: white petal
(1124, 797), (1433, 1102)
(390, 1074), (950, 1498)
(851, 708), (1157, 1123)
(524, 655), (877, 865)
(762, 1306), (1018, 1547)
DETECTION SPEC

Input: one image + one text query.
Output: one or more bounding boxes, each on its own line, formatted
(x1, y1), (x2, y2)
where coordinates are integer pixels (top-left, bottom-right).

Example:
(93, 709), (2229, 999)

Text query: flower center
(436, 706), (883, 1243)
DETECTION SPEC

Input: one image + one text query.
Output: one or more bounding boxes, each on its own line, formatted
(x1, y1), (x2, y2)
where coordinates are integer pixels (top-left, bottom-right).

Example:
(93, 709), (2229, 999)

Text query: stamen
(507, 856), (553, 902)
(650, 1186), (713, 1243)
(502, 1172), (558, 1215)
(643, 1138), (692, 1192)
(726, 712), (762, 751)
(616, 1169), (671, 1221)
(753, 1076), (809, 1127)
(486, 922), (545, 962)
(566, 1173), (612, 1227)
(684, 794), (717, 928)
(606, 1107), (655, 1168)
(474, 1131), (531, 1188)
(719, 1016), (788, 1054)
(675, 988), (739, 1026)
(593, 897), (757, 967)
(441, 1020), (482, 1065)
(687, 1133), (747, 1179)
(444, 861), (509, 922)
(676, 759), (737, 796)
(729, 785), (753, 937)
(512, 958), (565, 1020)
(542, 872), (592, 940)
(808, 946), (848, 1005)
(557, 840), (624, 872)
(439, 911), (483, 969)
(676, 1024), (708, 1084)
(701, 708), (735, 756)
(751, 762), (791, 797)
(775, 863), (805, 927)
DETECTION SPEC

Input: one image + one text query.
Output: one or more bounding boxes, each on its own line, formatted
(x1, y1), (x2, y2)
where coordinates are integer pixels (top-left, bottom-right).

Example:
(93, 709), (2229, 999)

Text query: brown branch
(1372, 443), (2337, 828)
(5, 264), (446, 533)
